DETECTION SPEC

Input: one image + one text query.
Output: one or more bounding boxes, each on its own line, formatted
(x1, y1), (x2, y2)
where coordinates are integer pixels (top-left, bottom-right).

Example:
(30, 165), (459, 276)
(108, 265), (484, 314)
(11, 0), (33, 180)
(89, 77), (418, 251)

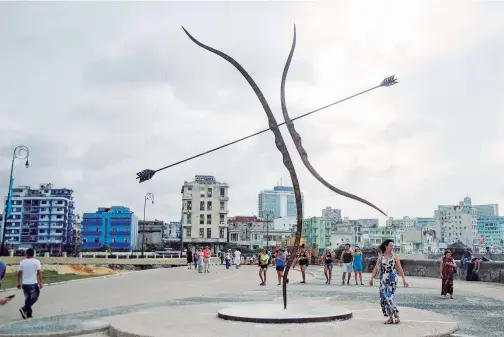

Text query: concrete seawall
(399, 259), (504, 283)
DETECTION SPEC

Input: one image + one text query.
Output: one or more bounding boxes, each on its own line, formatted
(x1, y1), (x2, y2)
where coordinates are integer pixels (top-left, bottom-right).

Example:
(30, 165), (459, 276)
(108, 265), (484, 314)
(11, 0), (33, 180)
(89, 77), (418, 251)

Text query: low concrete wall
(1, 257), (219, 267)
(399, 259), (504, 284)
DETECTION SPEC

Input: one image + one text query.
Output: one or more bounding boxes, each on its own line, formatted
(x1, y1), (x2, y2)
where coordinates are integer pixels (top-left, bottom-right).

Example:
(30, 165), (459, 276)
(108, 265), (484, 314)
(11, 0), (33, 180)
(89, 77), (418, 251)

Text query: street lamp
(141, 192), (155, 257)
(1, 145), (30, 256)
(265, 210), (274, 249)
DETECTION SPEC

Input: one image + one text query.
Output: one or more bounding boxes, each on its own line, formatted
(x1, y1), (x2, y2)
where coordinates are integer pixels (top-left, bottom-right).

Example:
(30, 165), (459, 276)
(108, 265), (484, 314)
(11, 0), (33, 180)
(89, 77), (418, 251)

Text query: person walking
(353, 246), (364, 285)
(440, 249), (456, 299)
(234, 248), (242, 269)
(322, 249), (334, 284)
(202, 246), (211, 273)
(339, 244), (353, 285)
(225, 250), (232, 269)
(275, 248), (287, 285)
(186, 249), (193, 269)
(294, 244), (310, 284)
(369, 239), (409, 324)
(193, 249), (200, 270)
(17, 248), (43, 319)
(258, 248), (269, 286)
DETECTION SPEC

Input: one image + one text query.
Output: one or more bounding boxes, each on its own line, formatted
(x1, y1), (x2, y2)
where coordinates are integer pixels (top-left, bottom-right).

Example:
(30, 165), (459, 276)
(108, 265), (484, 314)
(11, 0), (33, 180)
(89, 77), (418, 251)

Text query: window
(207, 214), (212, 224)
(200, 189), (205, 198)
(112, 238), (117, 243)
(199, 228), (204, 238)
(200, 201), (205, 211)
(231, 233), (238, 241)
(207, 188), (212, 198)
(187, 201), (192, 211)
(220, 228), (225, 239)
(124, 238), (129, 243)
(94, 238), (99, 243)
(186, 228), (191, 237)
(207, 201), (212, 211)
(96, 228), (99, 232)
(125, 228), (129, 232)
(220, 188), (225, 197)
(200, 214), (205, 224)
(207, 228), (211, 238)
(187, 186), (192, 191)
(220, 201), (225, 211)
(187, 213), (192, 224)
(220, 214), (224, 224)
(82, 238), (87, 243)
(112, 228), (117, 232)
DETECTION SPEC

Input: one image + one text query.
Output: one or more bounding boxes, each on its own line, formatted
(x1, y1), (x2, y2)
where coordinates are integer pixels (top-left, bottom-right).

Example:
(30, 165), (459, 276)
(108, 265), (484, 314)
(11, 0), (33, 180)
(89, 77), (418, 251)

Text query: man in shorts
(202, 246), (211, 273)
(339, 243), (353, 285)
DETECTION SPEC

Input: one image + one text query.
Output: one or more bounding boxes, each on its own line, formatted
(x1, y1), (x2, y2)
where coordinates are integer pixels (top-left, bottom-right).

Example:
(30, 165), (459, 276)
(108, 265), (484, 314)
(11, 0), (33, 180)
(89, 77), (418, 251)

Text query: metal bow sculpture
(181, 25), (387, 309)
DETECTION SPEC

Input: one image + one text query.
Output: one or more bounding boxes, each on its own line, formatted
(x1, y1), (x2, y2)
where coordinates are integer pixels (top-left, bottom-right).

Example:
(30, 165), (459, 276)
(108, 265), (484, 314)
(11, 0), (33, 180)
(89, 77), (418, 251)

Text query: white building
(228, 216), (291, 249)
(330, 218), (363, 248)
(435, 197), (476, 246)
(165, 221), (181, 241)
(355, 218), (379, 228)
(181, 175), (229, 253)
(386, 216), (416, 233)
(273, 216), (296, 230)
(361, 227), (401, 252)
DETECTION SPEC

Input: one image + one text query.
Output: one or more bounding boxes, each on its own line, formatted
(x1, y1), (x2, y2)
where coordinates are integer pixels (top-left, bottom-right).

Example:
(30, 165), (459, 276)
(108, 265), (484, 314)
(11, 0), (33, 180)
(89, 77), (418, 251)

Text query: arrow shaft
(155, 84), (382, 173)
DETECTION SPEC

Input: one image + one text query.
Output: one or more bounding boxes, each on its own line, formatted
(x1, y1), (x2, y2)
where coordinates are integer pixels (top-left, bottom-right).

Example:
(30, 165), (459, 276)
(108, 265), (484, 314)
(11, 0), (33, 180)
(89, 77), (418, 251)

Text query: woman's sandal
(384, 317), (395, 324)
(394, 314), (400, 324)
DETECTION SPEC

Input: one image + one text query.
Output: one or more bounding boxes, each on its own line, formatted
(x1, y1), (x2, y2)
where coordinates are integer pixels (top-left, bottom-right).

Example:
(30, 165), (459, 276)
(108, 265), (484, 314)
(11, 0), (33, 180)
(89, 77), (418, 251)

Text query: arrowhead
(380, 75), (398, 87)
(136, 169), (156, 183)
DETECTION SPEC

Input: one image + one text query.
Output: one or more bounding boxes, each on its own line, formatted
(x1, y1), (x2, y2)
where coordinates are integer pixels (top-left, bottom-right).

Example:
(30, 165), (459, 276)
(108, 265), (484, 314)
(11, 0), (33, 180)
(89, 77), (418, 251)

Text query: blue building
(80, 206), (138, 251)
(476, 216), (504, 248)
(2, 183), (75, 253)
(258, 186), (304, 220)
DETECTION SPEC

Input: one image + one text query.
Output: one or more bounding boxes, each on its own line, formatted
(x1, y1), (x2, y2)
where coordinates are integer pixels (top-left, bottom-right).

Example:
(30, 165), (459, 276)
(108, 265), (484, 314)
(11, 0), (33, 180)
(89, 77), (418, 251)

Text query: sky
(1, 0), (503, 225)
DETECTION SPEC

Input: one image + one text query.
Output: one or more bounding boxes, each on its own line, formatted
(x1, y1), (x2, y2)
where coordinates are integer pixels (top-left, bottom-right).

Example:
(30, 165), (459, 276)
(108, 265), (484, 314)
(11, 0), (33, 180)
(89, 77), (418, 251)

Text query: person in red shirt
(202, 247), (211, 273)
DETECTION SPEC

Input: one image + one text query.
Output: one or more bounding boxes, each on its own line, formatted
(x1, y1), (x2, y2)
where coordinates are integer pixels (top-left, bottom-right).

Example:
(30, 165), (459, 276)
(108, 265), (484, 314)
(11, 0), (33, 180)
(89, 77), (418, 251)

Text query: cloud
(0, 0), (503, 227)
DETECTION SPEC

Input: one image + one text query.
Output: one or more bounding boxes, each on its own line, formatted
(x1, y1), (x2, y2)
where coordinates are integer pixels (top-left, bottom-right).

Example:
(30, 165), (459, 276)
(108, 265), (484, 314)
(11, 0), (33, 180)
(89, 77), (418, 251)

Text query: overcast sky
(1, 1), (503, 224)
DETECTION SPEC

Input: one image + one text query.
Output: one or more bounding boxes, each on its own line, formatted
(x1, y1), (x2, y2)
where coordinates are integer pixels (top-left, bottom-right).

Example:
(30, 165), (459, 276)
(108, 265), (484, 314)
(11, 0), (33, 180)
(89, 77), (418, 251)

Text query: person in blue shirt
(275, 248), (287, 285)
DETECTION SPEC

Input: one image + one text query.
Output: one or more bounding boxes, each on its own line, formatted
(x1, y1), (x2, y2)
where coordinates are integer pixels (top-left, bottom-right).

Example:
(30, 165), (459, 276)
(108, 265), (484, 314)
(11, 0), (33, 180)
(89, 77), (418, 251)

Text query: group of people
(321, 243), (365, 285)
(0, 248), (43, 320)
(186, 247), (243, 273)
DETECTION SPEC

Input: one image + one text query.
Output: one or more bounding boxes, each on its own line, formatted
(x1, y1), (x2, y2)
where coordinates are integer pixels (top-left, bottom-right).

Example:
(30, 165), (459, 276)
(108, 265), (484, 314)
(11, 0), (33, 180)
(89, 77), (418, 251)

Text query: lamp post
(1, 145), (29, 256)
(141, 193), (154, 257)
(265, 210), (274, 249)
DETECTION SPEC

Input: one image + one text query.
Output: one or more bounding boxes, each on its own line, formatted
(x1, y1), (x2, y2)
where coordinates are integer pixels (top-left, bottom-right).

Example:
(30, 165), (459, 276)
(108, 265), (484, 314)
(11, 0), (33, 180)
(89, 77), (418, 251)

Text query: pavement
(0, 264), (503, 336)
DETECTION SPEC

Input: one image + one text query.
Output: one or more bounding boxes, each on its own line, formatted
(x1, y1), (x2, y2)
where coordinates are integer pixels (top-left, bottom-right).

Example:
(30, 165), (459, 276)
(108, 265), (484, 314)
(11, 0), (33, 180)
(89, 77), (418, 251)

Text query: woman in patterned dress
(369, 239), (409, 324)
(440, 249), (456, 299)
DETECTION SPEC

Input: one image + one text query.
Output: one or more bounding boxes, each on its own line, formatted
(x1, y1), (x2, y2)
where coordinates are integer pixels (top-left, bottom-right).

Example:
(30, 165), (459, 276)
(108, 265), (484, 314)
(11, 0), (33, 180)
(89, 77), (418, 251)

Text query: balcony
(219, 195), (229, 201)
(80, 242), (103, 249)
(219, 208), (229, 214)
(110, 231), (131, 236)
(109, 242), (132, 248)
(110, 221), (131, 226)
(81, 230), (102, 236)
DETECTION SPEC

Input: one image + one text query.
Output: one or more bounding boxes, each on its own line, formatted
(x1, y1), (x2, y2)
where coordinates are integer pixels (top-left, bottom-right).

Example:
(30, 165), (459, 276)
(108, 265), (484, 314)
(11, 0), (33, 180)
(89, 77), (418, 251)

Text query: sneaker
(19, 308), (27, 319)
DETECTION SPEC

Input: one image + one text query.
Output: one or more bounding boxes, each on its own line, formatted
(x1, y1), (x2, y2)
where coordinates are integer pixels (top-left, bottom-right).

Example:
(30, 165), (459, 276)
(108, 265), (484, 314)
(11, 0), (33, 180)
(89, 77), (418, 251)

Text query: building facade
(330, 218), (363, 248)
(258, 186), (304, 220)
(2, 183), (75, 253)
(472, 204), (499, 217)
(138, 220), (166, 250)
(228, 216), (270, 249)
(321, 206), (341, 221)
(475, 216), (504, 248)
(361, 227), (401, 252)
(386, 216), (416, 233)
(415, 217), (436, 229)
(302, 217), (332, 249)
(165, 221), (181, 241)
(80, 206), (139, 251)
(181, 175), (229, 252)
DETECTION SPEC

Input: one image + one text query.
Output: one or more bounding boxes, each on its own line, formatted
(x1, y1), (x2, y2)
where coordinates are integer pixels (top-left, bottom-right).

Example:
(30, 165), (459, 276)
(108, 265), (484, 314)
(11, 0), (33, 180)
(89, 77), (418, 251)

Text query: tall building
(472, 204), (499, 217)
(2, 183), (75, 253)
(475, 216), (504, 248)
(80, 206), (139, 251)
(435, 198), (476, 245)
(321, 206), (341, 220)
(258, 186), (304, 220)
(181, 175), (229, 252)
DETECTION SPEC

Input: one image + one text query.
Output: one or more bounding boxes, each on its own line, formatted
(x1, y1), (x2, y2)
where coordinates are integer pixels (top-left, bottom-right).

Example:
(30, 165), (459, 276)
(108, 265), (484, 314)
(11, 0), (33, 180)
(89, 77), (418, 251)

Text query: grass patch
(1, 270), (97, 289)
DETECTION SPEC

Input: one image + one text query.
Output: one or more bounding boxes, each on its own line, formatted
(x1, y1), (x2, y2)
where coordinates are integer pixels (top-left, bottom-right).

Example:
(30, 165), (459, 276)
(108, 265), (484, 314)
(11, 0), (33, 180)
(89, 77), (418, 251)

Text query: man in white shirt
(17, 248), (42, 319)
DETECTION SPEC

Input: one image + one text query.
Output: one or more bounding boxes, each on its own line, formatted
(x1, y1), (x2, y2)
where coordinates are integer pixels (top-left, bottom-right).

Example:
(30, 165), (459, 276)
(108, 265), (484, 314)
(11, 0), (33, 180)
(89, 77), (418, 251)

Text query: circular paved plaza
(0, 265), (502, 336)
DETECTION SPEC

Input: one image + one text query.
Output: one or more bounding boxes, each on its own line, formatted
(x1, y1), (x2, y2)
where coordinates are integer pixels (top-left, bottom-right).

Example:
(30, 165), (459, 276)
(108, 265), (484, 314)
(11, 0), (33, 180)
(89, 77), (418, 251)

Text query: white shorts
(343, 263), (353, 273)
